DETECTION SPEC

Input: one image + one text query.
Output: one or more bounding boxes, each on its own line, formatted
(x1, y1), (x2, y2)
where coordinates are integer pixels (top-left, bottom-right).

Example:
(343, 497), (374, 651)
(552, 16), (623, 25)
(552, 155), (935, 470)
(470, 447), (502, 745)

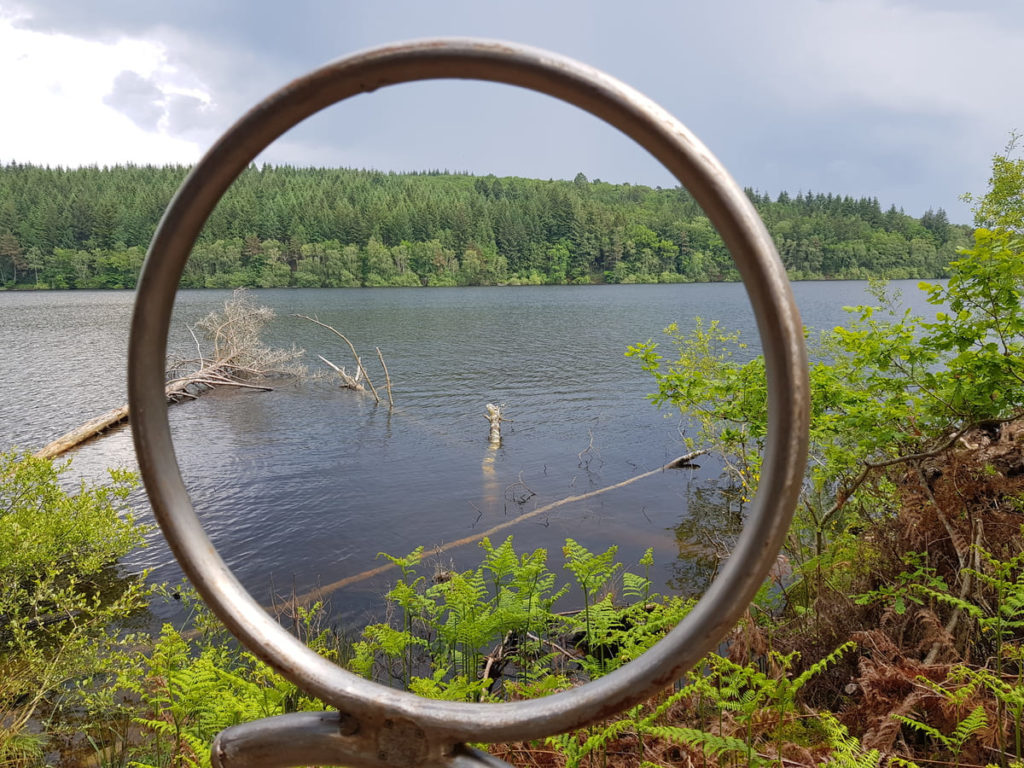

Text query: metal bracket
(127, 38), (809, 768)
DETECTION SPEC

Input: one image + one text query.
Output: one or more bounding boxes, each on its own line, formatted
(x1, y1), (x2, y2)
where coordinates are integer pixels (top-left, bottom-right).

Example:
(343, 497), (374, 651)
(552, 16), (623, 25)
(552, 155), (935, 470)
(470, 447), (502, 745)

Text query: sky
(1, 1), (1022, 224)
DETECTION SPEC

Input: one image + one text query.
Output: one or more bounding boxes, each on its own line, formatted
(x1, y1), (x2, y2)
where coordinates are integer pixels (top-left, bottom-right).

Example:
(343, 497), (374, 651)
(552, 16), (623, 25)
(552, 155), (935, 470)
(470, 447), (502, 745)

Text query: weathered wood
(293, 314), (381, 404)
(35, 293), (300, 460)
(317, 354), (364, 390)
(376, 347), (394, 408)
(34, 405), (132, 459)
(485, 403), (503, 446)
(34, 369), (272, 460)
(284, 449), (709, 609)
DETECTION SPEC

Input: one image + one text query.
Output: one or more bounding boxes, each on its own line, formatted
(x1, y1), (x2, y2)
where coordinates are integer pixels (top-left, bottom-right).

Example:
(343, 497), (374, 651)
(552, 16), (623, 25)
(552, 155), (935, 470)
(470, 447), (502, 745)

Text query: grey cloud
(104, 70), (164, 132)
(8, 0), (1023, 223)
(164, 94), (217, 136)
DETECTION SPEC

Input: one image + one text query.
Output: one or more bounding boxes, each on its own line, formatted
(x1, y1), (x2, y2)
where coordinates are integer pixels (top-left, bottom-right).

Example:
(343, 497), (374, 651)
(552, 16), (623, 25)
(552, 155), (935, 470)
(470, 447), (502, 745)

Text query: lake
(0, 281), (938, 626)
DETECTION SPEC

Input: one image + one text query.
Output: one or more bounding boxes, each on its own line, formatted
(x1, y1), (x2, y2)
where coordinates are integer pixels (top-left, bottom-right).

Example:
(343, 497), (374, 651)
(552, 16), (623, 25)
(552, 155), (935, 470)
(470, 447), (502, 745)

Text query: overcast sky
(2, 1), (1021, 223)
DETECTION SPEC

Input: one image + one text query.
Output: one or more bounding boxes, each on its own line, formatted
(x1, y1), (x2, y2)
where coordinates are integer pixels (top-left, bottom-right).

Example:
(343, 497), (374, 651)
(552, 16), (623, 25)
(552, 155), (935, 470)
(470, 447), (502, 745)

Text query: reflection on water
(0, 282), (939, 625)
(669, 474), (747, 597)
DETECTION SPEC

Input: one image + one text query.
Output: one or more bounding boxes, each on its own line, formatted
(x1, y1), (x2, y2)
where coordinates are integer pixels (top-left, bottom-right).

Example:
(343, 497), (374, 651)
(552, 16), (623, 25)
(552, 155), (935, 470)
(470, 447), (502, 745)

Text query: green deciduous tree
(628, 141), (1024, 578)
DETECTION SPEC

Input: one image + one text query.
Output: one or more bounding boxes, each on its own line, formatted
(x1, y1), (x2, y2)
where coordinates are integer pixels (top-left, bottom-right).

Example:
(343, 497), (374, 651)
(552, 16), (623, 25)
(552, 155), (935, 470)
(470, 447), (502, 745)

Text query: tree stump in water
(485, 403), (503, 446)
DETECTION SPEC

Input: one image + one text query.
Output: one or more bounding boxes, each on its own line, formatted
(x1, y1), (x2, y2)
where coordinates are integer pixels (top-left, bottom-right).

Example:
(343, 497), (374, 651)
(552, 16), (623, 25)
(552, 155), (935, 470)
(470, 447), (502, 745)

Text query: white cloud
(0, 12), (209, 167)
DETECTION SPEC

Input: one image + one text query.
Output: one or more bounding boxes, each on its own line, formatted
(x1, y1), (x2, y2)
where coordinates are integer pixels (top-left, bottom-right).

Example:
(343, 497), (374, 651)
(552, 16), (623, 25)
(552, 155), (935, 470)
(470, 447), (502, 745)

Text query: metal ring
(128, 37), (808, 752)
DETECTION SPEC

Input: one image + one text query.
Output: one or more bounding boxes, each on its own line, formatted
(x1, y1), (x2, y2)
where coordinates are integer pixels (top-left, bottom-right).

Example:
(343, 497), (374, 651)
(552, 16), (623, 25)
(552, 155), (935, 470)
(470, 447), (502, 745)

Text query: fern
(790, 640), (857, 693)
(562, 539), (621, 601)
(819, 713), (882, 768)
(951, 705), (989, 751)
(642, 725), (761, 765)
(623, 570), (652, 604)
(563, 539), (622, 656)
(577, 718), (635, 762)
(895, 704), (988, 759)
(480, 536), (520, 603)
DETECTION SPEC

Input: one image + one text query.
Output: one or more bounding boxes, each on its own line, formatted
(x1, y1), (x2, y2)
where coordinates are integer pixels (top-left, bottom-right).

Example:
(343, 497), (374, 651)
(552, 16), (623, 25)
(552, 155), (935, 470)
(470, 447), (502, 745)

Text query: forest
(0, 163), (966, 289)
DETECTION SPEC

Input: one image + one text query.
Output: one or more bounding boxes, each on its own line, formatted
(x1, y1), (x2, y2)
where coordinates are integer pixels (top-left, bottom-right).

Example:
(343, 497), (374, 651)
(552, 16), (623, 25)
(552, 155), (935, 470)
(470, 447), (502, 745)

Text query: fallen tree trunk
(34, 370), (273, 460)
(34, 405), (131, 460)
(284, 449), (708, 609)
(35, 290), (300, 460)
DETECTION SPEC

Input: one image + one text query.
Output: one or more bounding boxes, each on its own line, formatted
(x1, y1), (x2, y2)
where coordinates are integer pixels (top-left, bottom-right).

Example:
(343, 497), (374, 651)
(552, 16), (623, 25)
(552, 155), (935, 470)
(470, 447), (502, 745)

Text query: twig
(187, 325), (205, 370)
(480, 631), (512, 701)
(376, 347), (394, 408)
(923, 515), (982, 665)
(318, 354), (364, 390)
(577, 429), (601, 469)
(188, 379), (273, 392)
(525, 631), (583, 662)
(818, 422), (984, 533)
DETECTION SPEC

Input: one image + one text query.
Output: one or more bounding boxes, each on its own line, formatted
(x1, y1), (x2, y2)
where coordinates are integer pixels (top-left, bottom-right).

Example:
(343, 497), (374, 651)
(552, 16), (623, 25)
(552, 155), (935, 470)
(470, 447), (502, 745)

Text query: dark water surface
(0, 282), (937, 625)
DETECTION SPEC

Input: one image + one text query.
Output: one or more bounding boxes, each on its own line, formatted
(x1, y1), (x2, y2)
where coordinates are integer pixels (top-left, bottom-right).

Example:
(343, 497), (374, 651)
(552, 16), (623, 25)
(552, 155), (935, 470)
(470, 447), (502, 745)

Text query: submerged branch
(284, 449), (708, 610)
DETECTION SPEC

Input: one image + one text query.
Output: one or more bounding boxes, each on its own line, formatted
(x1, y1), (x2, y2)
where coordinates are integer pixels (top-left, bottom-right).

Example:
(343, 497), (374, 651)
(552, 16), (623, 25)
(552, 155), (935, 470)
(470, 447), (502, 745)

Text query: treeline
(0, 163), (968, 289)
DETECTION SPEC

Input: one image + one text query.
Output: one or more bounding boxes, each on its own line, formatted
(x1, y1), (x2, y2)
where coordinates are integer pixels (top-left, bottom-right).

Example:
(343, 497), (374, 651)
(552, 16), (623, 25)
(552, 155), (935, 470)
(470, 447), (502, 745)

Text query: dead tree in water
(485, 403), (505, 446)
(35, 290), (304, 460)
(293, 314), (394, 408)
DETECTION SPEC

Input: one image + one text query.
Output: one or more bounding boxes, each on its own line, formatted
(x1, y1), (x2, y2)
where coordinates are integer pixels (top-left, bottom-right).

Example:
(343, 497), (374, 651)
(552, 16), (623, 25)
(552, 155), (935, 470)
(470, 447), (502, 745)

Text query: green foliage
(8, 146), (1023, 767)
(818, 714), (883, 768)
(627, 319), (766, 498)
(894, 704), (988, 764)
(616, 141), (1024, 767)
(0, 451), (150, 764)
(853, 552), (948, 616)
(353, 537), (692, 701)
(97, 596), (340, 768)
(547, 641), (855, 768)
(628, 147), (1024, 578)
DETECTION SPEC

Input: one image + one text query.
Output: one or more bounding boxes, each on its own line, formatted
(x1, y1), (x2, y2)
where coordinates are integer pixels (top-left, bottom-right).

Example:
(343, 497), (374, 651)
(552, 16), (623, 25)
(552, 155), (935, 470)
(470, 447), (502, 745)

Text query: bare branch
(376, 347), (394, 408)
(293, 314), (380, 404)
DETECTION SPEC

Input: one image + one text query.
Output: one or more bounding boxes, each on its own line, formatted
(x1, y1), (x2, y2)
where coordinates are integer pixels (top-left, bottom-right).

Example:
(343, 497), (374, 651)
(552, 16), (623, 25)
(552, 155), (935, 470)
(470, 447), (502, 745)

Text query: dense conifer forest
(0, 163), (967, 289)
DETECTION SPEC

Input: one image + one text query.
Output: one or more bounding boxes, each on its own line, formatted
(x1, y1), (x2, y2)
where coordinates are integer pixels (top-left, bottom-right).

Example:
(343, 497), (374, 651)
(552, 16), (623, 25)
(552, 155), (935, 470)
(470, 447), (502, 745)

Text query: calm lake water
(0, 282), (938, 625)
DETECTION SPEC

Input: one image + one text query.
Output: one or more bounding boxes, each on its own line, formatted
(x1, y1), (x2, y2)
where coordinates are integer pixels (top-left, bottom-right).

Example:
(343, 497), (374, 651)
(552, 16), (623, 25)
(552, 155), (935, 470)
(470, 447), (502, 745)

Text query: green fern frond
(950, 704), (987, 749)
(640, 724), (755, 762)
(622, 571), (651, 602)
(819, 712), (882, 768)
(792, 640), (856, 689)
(892, 713), (948, 748)
(577, 718), (634, 758)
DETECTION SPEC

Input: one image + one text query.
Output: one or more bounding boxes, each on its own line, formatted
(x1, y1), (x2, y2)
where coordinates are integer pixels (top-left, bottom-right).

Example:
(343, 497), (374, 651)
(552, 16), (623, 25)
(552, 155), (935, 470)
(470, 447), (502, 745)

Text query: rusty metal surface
(128, 38), (809, 768)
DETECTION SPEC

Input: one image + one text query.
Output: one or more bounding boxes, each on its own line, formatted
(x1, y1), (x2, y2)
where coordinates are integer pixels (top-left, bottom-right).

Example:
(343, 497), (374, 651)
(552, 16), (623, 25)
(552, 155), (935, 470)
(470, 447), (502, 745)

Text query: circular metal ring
(128, 38), (808, 746)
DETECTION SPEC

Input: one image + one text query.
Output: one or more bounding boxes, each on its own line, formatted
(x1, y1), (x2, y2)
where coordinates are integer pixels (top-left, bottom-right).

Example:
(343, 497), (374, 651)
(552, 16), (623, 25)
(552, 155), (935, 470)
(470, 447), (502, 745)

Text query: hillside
(0, 163), (967, 289)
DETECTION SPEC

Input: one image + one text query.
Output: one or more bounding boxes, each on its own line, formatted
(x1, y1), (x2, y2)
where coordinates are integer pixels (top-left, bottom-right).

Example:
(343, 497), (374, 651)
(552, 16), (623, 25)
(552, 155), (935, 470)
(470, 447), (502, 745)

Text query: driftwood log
(34, 405), (132, 460)
(35, 290), (301, 460)
(33, 366), (275, 460)
(284, 448), (709, 609)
